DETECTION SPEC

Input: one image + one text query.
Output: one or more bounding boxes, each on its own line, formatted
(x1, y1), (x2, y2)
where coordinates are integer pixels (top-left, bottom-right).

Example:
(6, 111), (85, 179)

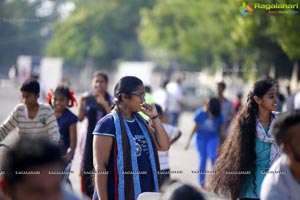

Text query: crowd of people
(0, 72), (299, 200)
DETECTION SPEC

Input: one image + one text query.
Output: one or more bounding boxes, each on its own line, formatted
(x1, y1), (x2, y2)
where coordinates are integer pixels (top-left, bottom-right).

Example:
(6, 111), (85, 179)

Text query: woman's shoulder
(79, 91), (94, 101)
(195, 108), (205, 114)
(97, 113), (114, 124)
(63, 108), (78, 120)
(94, 113), (115, 136)
(80, 91), (93, 97)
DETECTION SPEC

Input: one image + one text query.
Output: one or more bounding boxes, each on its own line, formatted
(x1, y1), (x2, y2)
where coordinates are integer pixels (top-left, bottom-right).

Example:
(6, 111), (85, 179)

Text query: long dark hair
(112, 76), (161, 194)
(208, 78), (275, 198)
(208, 97), (221, 118)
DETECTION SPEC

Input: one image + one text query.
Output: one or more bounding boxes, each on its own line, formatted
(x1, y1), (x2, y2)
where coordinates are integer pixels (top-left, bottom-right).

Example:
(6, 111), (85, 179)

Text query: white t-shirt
(158, 123), (180, 170)
(166, 82), (183, 113)
(261, 154), (300, 200)
(152, 88), (169, 111)
(294, 91), (300, 109)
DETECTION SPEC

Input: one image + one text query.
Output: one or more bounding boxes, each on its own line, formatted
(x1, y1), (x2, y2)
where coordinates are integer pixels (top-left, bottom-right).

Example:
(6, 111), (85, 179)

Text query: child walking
(47, 84), (78, 165)
(0, 79), (60, 143)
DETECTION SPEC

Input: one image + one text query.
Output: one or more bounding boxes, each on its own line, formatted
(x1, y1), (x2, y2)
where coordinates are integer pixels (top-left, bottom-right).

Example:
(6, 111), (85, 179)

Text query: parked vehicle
(182, 82), (215, 111)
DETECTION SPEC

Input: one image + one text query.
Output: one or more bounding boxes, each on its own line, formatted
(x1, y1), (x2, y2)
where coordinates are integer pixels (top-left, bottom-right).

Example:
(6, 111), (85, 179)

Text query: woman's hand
(63, 149), (74, 164)
(140, 103), (158, 118)
(96, 94), (111, 113)
(78, 94), (88, 121)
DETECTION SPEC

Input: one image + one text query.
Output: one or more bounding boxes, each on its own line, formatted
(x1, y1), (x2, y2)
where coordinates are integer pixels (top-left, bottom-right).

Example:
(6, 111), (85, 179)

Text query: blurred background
(0, 0), (299, 95)
(0, 0), (300, 198)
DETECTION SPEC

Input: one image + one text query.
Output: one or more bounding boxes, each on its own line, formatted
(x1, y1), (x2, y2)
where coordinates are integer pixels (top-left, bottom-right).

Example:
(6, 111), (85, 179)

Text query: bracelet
(150, 115), (159, 120)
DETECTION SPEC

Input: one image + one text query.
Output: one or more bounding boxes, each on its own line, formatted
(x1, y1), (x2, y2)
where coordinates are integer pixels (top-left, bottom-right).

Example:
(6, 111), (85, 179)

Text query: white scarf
(255, 111), (282, 166)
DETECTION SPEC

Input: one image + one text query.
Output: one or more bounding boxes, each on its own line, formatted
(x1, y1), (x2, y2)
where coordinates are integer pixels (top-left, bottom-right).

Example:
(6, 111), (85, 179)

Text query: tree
(0, 0), (64, 70)
(138, 0), (300, 79)
(46, 0), (156, 68)
(138, 0), (238, 70)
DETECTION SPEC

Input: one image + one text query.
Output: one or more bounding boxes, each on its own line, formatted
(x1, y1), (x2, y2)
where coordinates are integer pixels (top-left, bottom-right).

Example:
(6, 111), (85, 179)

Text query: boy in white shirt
(0, 79), (59, 143)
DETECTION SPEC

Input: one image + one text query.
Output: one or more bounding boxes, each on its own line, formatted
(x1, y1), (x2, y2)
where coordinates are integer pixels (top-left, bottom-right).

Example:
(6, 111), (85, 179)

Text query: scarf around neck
(112, 110), (160, 200)
(256, 111), (282, 166)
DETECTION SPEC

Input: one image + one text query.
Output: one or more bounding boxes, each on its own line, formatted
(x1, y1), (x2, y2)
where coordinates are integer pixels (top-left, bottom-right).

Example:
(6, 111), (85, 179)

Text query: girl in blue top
(185, 97), (224, 189)
(93, 76), (170, 200)
(209, 77), (282, 200)
(47, 85), (78, 164)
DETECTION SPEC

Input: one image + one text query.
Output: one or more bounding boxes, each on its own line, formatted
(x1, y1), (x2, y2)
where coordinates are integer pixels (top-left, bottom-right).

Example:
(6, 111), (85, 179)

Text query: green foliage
(0, 0), (67, 69)
(0, 0), (41, 68)
(139, 0), (239, 69)
(2, 0), (299, 80)
(46, 0), (156, 68)
(138, 0), (300, 79)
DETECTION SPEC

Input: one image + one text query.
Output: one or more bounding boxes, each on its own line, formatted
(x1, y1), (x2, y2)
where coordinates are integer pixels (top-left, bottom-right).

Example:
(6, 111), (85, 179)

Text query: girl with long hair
(209, 78), (282, 200)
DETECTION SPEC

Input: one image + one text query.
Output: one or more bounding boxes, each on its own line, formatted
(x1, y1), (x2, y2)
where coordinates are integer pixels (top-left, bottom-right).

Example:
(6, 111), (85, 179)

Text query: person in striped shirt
(0, 79), (60, 143)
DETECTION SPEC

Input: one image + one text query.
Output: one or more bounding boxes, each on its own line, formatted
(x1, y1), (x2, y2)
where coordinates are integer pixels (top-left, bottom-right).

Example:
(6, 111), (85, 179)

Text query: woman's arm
(77, 96), (86, 121)
(184, 123), (199, 150)
(93, 135), (114, 200)
(150, 117), (170, 151)
(64, 123), (77, 163)
(96, 94), (111, 114)
(170, 130), (182, 145)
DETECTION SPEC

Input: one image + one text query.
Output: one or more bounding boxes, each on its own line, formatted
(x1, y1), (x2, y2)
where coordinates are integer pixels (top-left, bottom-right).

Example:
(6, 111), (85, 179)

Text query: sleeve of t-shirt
(68, 109), (78, 125)
(0, 104), (19, 141)
(93, 114), (115, 137)
(194, 108), (203, 123)
(261, 178), (287, 200)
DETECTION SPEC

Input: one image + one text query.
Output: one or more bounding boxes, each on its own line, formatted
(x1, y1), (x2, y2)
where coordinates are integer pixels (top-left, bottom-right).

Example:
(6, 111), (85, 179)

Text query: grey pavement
(0, 79), (228, 200)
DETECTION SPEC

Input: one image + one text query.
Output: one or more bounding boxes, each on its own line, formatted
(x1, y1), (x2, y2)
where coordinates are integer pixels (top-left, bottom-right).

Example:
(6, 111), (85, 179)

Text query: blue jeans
(196, 137), (219, 186)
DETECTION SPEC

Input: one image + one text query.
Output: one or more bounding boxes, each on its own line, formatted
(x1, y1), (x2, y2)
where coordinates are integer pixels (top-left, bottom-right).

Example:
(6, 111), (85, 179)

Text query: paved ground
(0, 80), (228, 200)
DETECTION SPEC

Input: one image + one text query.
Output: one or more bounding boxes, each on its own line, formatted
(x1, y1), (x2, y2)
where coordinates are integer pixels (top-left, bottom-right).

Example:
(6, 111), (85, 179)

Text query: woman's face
(125, 85), (145, 112)
(92, 75), (108, 94)
(259, 86), (278, 112)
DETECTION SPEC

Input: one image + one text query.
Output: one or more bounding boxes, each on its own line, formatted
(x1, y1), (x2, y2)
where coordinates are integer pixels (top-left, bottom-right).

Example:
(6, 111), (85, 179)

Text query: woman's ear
(253, 96), (261, 105)
(121, 93), (130, 102)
